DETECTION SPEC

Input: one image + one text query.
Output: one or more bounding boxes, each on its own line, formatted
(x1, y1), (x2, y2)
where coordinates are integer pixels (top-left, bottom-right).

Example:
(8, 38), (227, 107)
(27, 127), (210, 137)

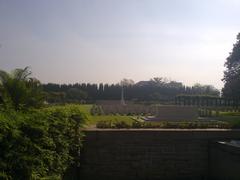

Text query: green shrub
(96, 119), (232, 129)
(96, 120), (112, 128)
(113, 121), (131, 129)
(0, 105), (86, 179)
(90, 105), (103, 115)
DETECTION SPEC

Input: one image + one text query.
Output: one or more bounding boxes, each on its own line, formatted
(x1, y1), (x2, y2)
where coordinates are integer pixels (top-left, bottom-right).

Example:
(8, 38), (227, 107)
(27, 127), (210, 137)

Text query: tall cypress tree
(222, 33), (240, 99)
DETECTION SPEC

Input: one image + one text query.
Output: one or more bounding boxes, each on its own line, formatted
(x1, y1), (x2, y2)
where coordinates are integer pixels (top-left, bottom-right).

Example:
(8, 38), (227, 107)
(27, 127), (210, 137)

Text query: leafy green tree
(192, 83), (219, 96)
(0, 67), (44, 110)
(222, 33), (240, 99)
(46, 91), (66, 104)
(66, 88), (87, 102)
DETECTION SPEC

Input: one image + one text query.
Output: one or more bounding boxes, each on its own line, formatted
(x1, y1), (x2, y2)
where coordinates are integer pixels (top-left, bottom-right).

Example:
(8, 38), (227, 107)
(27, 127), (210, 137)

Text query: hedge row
(96, 120), (236, 129)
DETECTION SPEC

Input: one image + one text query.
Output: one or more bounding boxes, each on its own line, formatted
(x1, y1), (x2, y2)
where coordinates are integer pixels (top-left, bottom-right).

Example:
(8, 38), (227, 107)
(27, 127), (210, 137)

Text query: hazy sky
(0, 0), (240, 89)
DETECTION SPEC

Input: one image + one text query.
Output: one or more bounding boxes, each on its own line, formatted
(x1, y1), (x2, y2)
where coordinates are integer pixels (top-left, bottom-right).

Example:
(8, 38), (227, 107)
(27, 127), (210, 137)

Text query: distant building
(135, 81), (152, 86)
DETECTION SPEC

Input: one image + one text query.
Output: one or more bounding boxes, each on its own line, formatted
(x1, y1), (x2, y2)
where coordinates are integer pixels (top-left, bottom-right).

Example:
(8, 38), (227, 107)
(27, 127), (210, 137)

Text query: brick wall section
(80, 129), (240, 180)
(209, 141), (240, 180)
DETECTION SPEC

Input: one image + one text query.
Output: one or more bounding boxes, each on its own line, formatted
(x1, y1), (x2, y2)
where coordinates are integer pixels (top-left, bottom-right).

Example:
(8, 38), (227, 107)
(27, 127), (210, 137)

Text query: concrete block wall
(80, 129), (240, 180)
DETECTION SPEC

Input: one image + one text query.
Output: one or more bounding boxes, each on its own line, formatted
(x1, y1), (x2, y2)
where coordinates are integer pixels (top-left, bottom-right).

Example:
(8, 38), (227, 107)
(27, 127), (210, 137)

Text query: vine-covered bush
(0, 105), (86, 180)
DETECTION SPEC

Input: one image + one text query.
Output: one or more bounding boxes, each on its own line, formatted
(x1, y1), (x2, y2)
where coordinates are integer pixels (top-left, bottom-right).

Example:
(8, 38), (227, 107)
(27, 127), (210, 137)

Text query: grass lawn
(214, 111), (240, 128)
(87, 115), (134, 126)
(45, 104), (135, 127)
(70, 104), (135, 126)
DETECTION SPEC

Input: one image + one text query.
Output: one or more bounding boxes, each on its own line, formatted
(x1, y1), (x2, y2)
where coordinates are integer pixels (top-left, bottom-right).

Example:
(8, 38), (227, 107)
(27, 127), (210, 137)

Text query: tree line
(42, 78), (220, 104)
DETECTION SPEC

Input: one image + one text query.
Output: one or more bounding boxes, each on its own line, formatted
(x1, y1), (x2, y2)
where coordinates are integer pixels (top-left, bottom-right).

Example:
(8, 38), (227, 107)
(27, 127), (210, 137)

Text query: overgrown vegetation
(0, 67), (44, 111)
(0, 67), (87, 179)
(0, 106), (86, 179)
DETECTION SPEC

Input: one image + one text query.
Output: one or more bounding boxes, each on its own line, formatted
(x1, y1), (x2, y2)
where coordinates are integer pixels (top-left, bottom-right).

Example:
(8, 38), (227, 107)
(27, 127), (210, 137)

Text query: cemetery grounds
(49, 104), (240, 129)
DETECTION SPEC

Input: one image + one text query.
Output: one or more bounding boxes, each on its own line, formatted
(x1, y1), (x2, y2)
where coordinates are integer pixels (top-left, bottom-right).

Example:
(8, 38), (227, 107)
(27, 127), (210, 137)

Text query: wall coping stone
(84, 128), (240, 132)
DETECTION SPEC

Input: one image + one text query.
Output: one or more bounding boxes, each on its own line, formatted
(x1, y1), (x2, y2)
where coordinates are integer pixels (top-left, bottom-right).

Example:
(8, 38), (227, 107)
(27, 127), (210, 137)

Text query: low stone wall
(209, 141), (240, 180)
(80, 129), (240, 180)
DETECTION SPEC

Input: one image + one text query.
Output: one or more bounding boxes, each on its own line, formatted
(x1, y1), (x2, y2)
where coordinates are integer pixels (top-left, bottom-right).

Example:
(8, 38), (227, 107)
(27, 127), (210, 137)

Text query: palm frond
(13, 66), (32, 80)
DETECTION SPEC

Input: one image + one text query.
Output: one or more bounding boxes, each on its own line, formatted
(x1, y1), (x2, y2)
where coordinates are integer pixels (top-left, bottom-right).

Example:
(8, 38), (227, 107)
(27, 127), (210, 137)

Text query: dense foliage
(0, 105), (86, 180)
(222, 32), (240, 99)
(0, 67), (87, 179)
(0, 67), (44, 110)
(43, 78), (219, 103)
